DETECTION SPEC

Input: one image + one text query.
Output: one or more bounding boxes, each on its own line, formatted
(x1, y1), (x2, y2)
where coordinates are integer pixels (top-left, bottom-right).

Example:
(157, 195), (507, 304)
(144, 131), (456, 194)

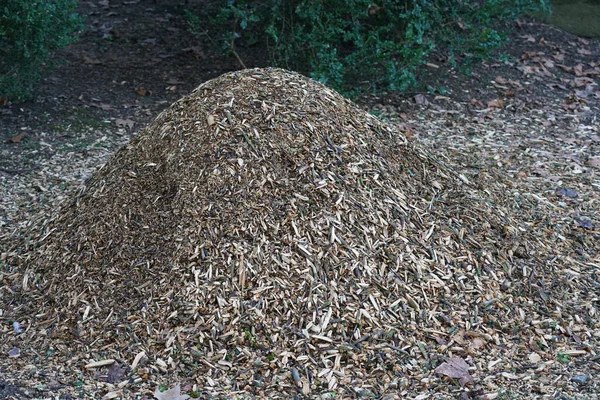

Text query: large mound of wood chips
(5, 68), (593, 397)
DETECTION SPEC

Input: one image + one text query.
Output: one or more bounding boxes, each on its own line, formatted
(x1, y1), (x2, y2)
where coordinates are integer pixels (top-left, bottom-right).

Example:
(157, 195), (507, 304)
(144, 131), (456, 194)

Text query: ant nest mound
(12, 68), (547, 395)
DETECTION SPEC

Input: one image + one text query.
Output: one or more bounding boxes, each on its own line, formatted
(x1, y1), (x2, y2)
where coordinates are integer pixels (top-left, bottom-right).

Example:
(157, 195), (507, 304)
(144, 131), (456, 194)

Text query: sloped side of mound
(13, 68), (529, 392)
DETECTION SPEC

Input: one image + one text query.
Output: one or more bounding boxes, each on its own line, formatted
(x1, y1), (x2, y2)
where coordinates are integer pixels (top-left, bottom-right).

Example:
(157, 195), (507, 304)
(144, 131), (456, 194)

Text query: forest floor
(1, 0), (599, 399)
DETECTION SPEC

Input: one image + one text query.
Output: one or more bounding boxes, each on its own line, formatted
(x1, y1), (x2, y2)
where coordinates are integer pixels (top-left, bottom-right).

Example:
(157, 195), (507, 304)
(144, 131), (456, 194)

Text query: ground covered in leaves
(1, 2), (599, 400)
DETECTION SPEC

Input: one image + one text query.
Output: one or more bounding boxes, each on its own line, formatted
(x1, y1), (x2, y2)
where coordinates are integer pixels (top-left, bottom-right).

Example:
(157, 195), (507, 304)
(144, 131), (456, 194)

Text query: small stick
(0, 167), (35, 174)
(230, 18), (247, 69)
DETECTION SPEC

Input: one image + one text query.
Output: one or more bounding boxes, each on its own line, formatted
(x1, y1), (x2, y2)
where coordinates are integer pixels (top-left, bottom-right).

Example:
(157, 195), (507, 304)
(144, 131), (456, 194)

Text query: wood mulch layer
(1, 67), (599, 399)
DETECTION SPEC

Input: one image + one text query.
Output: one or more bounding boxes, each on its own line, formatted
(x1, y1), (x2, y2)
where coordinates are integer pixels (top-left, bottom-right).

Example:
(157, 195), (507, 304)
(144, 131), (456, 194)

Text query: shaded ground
(1, 1), (599, 399)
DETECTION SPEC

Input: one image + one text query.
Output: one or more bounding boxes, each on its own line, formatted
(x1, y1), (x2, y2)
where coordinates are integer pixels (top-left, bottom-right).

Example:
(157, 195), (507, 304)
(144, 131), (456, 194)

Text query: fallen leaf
(521, 34), (536, 42)
(542, 59), (554, 69)
(470, 98), (484, 108)
(575, 218), (594, 229)
(136, 87), (151, 96)
(487, 99), (504, 109)
(587, 157), (600, 168)
(115, 118), (135, 129)
(494, 76), (507, 85)
(529, 352), (541, 363)
(103, 391), (119, 399)
(8, 347), (20, 357)
(556, 188), (578, 198)
(6, 132), (25, 143)
(414, 94), (428, 105)
(573, 77), (594, 88)
(471, 337), (486, 350)
(577, 48), (592, 55)
(83, 56), (102, 65)
(153, 383), (190, 400)
(181, 47), (205, 58)
(434, 357), (474, 387)
(368, 3), (381, 15)
(106, 362), (126, 384)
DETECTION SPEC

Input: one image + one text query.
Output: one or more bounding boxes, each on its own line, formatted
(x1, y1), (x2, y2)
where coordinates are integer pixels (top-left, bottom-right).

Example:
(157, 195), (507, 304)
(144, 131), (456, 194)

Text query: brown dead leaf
(487, 99), (504, 109)
(494, 76), (507, 85)
(515, 18), (524, 28)
(182, 46), (206, 59)
(115, 118), (134, 129)
(106, 362), (126, 384)
(529, 352), (542, 363)
(136, 87), (151, 96)
(587, 157), (600, 168)
(573, 77), (594, 88)
(472, 337), (486, 350)
(83, 56), (102, 65)
(470, 98), (484, 108)
(368, 4), (381, 15)
(399, 124), (415, 140)
(542, 59), (554, 69)
(522, 34), (536, 42)
(435, 357), (474, 387)
(6, 132), (25, 143)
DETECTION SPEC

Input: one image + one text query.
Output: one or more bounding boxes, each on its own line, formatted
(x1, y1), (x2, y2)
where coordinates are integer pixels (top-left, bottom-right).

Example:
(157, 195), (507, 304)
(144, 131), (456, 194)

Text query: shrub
(0, 0), (83, 101)
(195, 0), (548, 96)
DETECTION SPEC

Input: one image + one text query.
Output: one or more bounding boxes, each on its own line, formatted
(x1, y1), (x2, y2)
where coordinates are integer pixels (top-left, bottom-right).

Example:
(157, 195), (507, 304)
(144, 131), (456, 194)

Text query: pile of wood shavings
(2, 68), (591, 398)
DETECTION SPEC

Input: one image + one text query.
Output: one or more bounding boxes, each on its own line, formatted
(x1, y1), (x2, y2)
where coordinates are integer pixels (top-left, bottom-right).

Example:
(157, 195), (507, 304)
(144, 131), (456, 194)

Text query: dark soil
(1, 0), (599, 173)
(0, 0), (267, 173)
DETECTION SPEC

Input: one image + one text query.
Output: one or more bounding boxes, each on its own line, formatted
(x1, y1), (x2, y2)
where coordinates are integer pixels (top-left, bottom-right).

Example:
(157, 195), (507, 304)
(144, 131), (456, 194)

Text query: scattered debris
(153, 383), (190, 400)
(434, 357), (474, 387)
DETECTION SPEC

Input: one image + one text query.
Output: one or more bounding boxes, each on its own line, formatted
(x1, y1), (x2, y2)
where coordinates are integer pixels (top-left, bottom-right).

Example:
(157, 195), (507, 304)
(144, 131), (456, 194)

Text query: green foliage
(0, 0), (82, 101)
(556, 351), (570, 364)
(193, 0), (548, 96)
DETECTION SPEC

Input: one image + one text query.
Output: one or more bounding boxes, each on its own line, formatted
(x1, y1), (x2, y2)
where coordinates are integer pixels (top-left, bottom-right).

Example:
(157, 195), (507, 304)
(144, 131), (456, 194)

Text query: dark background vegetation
(1, 0), (549, 101)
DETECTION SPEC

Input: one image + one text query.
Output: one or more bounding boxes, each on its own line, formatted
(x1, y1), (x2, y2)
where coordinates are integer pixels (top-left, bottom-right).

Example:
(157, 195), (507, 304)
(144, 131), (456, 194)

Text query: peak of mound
(12, 68), (537, 394)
